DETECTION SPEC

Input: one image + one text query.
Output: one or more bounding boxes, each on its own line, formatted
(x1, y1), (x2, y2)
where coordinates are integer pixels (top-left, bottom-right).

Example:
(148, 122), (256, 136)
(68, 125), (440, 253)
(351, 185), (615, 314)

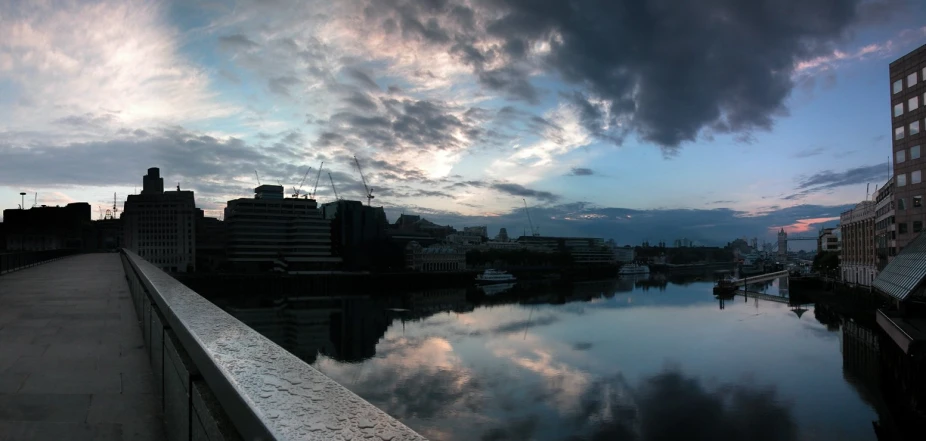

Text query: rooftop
(873, 232), (926, 302)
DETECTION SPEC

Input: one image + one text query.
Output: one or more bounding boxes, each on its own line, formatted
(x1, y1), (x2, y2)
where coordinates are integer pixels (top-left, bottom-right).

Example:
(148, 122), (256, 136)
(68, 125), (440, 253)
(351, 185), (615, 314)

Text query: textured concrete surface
(0, 254), (165, 441)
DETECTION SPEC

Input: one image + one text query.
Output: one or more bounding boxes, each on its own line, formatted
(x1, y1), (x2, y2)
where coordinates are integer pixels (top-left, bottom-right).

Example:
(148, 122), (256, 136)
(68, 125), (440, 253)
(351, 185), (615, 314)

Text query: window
(915, 170), (923, 185)
(912, 96), (921, 111)
(896, 126), (905, 140)
(913, 145), (922, 159)
(909, 72), (919, 87)
(916, 221), (924, 233)
(894, 79), (903, 94)
(899, 174), (907, 187)
(899, 197), (906, 210)
(914, 121), (922, 136)
(899, 223), (908, 234)
(916, 196), (923, 208)
(897, 149), (906, 163)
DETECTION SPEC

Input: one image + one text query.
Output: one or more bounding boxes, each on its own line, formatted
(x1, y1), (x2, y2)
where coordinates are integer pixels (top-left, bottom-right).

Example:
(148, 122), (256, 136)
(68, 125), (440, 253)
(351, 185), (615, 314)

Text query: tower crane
(523, 198), (540, 236)
(293, 167), (311, 198)
(254, 170), (261, 186)
(353, 155), (374, 206)
(311, 162), (324, 199)
(328, 173), (339, 201)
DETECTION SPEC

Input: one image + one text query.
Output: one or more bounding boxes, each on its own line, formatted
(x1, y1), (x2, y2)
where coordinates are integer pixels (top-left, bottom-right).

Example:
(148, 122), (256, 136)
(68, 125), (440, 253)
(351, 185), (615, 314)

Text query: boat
(619, 263), (650, 276)
(713, 276), (738, 296)
(475, 269), (517, 284)
(479, 282), (516, 296)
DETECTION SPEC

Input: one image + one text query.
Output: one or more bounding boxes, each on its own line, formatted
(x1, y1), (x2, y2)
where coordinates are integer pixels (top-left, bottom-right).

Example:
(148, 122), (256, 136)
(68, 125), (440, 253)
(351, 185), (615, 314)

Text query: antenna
(254, 170), (261, 186)
(311, 161), (324, 199)
(328, 172), (339, 201)
(353, 155), (374, 206)
(866, 183), (870, 201)
(113, 193), (118, 218)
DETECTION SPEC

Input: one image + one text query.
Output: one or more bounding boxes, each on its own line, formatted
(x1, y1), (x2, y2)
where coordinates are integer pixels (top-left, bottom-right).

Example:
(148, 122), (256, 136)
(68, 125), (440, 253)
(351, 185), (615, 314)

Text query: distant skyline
(2, 0), (925, 248)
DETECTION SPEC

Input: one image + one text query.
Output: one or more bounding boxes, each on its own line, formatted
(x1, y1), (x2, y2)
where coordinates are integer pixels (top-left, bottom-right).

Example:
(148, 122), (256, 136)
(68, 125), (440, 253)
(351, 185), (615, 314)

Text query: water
(221, 276), (887, 441)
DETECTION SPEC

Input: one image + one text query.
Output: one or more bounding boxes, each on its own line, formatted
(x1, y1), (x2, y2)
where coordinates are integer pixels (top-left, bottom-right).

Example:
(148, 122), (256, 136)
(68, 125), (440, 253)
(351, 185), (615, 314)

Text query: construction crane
(353, 155), (374, 206)
(254, 170), (262, 186)
(293, 167), (311, 198)
(523, 198), (540, 237)
(328, 173), (339, 201)
(310, 161), (324, 199)
(113, 193), (118, 218)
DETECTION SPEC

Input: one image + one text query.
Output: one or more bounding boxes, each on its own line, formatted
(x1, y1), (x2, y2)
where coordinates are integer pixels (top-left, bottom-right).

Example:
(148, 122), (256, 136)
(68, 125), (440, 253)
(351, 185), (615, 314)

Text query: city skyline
(2, 0), (926, 247)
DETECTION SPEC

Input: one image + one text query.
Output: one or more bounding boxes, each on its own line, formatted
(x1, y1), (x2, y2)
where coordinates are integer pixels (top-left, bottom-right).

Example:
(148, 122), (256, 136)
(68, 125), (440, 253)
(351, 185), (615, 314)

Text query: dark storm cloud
(570, 167), (594, 176)
(794, 163), (889, 198)
(491, 183), (559, 202)
(217, 34), (259, 51)
(363, 0), (888, 149)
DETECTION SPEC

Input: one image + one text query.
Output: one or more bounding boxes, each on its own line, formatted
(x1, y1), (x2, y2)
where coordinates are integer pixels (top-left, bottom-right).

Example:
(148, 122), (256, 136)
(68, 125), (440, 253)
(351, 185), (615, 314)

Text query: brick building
(890, 43), (926, 251)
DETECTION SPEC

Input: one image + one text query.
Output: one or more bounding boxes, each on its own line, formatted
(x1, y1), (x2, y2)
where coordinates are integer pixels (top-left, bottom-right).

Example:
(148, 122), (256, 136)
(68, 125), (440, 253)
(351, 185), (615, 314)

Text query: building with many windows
(818, 227), (841, 253)
(123, 168), (197, 272)
(2, 203), (91, 251)
(890, 43), (926, 252)
(404, 241), (466, 272)
(875, 177), (897, 270)
(224, 185), (340, 272)
(840, 201), (876, 286)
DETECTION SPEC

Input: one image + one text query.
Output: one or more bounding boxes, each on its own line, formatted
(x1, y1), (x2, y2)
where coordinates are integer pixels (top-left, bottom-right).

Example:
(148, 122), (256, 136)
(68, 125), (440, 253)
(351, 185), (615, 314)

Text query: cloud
(351, 0), (886, 149)
(217, 34), (259, 51)
(569, 167), (594, 176)
(791, 147), (826, 158)
(491, 183), (559, 202)
(794, 163), (889, 197)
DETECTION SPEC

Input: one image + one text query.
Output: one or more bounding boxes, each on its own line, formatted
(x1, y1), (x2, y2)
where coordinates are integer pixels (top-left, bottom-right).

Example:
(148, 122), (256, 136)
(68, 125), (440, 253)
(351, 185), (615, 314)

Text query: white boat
(619, 263), (650, 276)
(475, 269), (517, 284)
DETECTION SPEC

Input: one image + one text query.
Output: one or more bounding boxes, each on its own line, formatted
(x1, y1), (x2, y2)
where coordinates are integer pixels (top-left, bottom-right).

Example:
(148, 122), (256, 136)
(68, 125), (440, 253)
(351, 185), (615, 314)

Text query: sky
(1, 0), (925, 248)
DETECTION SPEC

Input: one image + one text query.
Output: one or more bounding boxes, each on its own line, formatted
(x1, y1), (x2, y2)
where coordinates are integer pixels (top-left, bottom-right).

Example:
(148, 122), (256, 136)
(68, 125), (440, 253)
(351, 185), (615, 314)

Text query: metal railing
(0, 249), (81, 275)
(120, 248), (426, 441)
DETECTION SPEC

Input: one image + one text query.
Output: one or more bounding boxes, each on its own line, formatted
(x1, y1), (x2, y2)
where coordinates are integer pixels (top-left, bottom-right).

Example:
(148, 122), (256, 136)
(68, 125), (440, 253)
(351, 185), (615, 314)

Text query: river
(220, 275), (893, 441)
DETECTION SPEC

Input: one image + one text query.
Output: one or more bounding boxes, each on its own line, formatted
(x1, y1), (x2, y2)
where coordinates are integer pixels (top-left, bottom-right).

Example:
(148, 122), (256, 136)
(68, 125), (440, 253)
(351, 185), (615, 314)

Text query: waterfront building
(890, 43), (926, 252)
(224, 185), (340, 272)
(404, 241), (466, 272)
(613, 246), (635, 263)
(2, 203), (91, 251)
(516, 236), (616, 265)
(875, 178), (897, 270)
(840, 201), (876, 286)
(123, 168), (197, 272)
(321, 200), (389, 270)
(874, 232), (926, 308)
(818, 227), (841, 253)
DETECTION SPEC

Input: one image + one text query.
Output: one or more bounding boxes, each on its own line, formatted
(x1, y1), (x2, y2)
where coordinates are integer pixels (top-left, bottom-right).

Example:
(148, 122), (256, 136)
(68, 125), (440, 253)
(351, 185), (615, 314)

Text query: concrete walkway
(0, 254), (165, 441)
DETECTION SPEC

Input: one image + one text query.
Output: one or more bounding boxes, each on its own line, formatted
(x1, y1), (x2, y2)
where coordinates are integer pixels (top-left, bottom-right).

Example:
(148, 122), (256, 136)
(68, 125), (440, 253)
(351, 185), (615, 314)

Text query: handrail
(877, 309), (915, 343)
(120, 248), (426, 441)
(0, 249), (81, 275)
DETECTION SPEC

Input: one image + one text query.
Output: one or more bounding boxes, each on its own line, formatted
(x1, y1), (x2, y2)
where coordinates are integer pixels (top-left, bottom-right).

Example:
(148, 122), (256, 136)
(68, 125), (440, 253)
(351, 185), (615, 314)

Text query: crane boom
(311, 161), (324, 198)
(254, 170), (261, 186)
(295, 167), (311, 197)
(353, 155), (375, 206)
(523, 198), (539, 236)
(328, 173), (339, 200)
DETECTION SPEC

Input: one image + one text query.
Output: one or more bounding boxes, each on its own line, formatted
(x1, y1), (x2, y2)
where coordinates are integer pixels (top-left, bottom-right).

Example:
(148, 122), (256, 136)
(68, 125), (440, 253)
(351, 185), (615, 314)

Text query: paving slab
(0, 254), (165, 440)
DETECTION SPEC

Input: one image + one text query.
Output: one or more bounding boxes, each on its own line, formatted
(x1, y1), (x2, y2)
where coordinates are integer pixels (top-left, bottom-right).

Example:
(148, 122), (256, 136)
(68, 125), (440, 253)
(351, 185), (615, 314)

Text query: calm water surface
(225, 276), (881, 441)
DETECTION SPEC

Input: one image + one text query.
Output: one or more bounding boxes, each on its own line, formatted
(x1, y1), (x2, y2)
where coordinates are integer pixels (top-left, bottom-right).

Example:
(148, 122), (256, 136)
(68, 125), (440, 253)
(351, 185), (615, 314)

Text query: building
(817, 227), (841, 253)
(89, 218), (123, 251)
(463, 226), (488, 239)
(516, 236), (616, 265)
(840, 201), (876, 286)
(392, 214), (456, 239)
(875, 177), (897, 270)
(495, 228), (510, 242)
(3, 203), (91, 251)
(224, 185), (340, 272)
(321, 200), (389, 270)
(613, 246), (635, 263)
(404, 241), (465, 272)
(777, 228), (787, 257)
(195, 210), (226, 272)
(123, 168), (197, 272)
(890, 43), (926, 252)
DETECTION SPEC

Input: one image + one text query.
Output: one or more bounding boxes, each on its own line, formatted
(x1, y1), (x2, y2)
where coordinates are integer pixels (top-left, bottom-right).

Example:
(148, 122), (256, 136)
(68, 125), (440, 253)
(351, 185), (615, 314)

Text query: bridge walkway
(0, 253), (165, 440)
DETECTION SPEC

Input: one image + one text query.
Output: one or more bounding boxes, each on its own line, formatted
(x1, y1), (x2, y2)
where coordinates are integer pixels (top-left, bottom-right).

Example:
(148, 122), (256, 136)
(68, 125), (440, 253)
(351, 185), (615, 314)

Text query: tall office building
(225, 185), (340, 272)
(123, 168), (197, 272)
(890, 43), (926, 252)
(840, 201), (876, 286)
(874, 177), (896, 270)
